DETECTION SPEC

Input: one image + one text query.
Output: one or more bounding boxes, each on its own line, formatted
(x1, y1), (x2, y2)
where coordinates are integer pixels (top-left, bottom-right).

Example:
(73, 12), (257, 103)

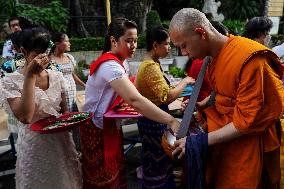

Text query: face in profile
(114, 28), (138, 59)
(170, 28), (208, 59)
(155, 37), (171, 59)
(56, 34), (71, 52)
(258, 32), (271, 46)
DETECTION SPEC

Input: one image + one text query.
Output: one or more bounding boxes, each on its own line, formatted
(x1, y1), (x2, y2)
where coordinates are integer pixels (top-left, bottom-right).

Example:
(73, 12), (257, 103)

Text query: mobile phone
(45, 40), (54, 56)
(45, 40), (54, 69)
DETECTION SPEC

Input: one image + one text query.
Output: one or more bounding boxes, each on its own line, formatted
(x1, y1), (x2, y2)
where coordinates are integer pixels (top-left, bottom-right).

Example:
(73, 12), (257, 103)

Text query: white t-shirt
(83, 60), (129, 128)
(272, 43), (284, 60)
(2, 39), (16, 59)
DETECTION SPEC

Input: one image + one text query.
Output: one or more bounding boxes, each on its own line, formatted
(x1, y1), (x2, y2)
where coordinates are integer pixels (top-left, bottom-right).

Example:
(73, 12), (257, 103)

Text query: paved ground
(1, 106), (283, 188)
(0, 122), (144, 189)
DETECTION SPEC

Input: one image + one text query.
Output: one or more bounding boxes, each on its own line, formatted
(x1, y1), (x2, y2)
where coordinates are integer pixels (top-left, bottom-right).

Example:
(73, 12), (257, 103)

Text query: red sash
(90, 52), (124, 76)
(90, 52), (125, 109)
(90, 52), (136, 111)
(83, 52), (128, 188)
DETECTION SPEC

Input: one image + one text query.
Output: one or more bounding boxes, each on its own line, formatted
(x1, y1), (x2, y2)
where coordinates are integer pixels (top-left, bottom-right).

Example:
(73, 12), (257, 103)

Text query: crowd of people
(0, 7), (284, 189)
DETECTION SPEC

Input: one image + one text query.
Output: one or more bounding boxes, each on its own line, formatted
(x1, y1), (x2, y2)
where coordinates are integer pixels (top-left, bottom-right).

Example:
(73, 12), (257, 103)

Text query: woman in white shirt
(81, 17), (180, 189)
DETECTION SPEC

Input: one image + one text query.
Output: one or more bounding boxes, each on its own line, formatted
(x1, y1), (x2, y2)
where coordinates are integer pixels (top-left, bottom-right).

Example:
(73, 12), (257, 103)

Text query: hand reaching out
(172, 137), (187, 159)
(181, 99), (189, 112)
(182, 76), (195, 85)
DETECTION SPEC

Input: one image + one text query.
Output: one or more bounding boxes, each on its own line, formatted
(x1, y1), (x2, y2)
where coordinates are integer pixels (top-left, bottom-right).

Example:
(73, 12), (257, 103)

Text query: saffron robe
(204, 35), (284, 189)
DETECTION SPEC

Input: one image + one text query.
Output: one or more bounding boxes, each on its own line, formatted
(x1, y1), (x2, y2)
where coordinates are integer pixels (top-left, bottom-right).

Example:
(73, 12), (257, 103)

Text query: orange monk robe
(203, 36), (284, 189)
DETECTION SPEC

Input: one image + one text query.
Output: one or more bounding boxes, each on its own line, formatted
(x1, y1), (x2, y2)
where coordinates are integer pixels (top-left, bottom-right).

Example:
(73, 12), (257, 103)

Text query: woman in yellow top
(136, 26), (195, 189)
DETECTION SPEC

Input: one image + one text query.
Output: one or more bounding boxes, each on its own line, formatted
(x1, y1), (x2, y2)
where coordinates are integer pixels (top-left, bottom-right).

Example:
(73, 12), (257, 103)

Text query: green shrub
(0, 0), (17, 17)
(0, 35), (147, 53)
(75, 60), (89, 82)
(271, 34), (284, 46)
(70, 37), (105, 52)
(16, 1), (69, 32)
(162, 20), (170, 29)
(70, 35), (146, 52)
(169, 66), (186, 78)
(219, 0), (260, 20)
(146, 10), (162, 31)
(137, 35), (146, 49)
(223, 19), (245, 36)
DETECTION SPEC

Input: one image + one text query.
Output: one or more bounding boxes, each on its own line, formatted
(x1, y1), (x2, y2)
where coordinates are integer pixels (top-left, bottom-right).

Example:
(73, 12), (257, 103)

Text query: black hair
(52, 32), (66, 43)
(8, 17), (19, 28)
(146, 26), (169, 51)
(242, 17), (273, 39)
(103, 17), (137, 53)
(51, 32), (66, 52)
(211, 21), (229, 36)
(20, 27), (51, 54)
(10, 31), (22, 48)
(18, 16), (35, 30)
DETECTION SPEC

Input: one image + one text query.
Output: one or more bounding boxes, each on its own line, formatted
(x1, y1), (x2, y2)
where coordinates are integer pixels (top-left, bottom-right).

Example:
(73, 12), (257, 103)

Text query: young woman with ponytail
(81, 18), (181, 189)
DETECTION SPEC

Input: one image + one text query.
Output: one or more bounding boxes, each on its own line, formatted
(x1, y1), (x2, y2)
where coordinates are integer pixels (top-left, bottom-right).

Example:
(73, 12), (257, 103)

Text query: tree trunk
(70, 0), (89, 37)
(263, 0), (269, 16)
(110, 0), (153, 33)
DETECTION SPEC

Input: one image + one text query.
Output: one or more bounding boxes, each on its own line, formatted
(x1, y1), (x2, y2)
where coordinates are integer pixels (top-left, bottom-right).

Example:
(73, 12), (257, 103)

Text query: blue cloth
(180, 85), (194, 97)
(1, 60), (16, 73)
(185, 132), (208, 189)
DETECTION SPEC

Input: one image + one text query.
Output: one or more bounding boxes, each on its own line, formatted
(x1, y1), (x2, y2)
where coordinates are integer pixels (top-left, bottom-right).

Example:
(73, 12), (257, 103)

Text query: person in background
(242, 16), (273, 46)
(135, 26), (195, 189)
(2, 17), (22, 60)
(272, 42), (284, 63)
(50, 32), (85, 151)
(50, 32), (85, 111)
(1, 16), (35, 77)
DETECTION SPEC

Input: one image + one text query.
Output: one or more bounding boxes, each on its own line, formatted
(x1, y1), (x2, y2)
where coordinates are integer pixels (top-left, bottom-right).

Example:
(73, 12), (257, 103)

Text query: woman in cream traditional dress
(0, 27), (82, 189)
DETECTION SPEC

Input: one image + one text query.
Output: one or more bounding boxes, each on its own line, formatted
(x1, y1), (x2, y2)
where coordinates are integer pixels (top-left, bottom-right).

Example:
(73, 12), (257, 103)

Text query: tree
(0, 0), (17, 17)
(146, 10), (162, 31)
(111, 0), (153, 33)
(69, 0), (89, 37)
(15, 1), (69, 32)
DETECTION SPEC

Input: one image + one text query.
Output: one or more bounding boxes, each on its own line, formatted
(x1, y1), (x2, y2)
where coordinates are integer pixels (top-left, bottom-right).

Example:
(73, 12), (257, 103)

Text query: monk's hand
(172, 137), (187, 159)
(196, 95), (210, 110)
(181, 99), (189, 112)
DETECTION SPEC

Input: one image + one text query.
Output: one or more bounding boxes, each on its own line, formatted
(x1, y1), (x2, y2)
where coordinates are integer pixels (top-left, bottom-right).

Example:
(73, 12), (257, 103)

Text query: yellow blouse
(136, 60), (170, 105)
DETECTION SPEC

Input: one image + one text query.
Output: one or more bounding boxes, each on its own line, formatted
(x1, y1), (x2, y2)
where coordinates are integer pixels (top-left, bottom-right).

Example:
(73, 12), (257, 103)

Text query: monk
(170, 8), (284, 189)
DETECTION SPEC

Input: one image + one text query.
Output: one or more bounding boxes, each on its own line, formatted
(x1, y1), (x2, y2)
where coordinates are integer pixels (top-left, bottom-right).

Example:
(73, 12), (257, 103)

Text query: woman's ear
(20, 47), (27, 56)
(153, 41), (158, 50)
(110, 36), (117, 47)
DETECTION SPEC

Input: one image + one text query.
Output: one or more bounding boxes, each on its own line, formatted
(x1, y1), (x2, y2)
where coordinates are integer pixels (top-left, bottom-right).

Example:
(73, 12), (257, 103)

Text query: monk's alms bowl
(161, 130), (177, 159)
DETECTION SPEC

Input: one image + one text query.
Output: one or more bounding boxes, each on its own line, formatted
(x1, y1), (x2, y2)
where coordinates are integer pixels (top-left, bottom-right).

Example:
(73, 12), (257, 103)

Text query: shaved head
(169, 8), (212, 34)
(169, 8), (229, 59)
